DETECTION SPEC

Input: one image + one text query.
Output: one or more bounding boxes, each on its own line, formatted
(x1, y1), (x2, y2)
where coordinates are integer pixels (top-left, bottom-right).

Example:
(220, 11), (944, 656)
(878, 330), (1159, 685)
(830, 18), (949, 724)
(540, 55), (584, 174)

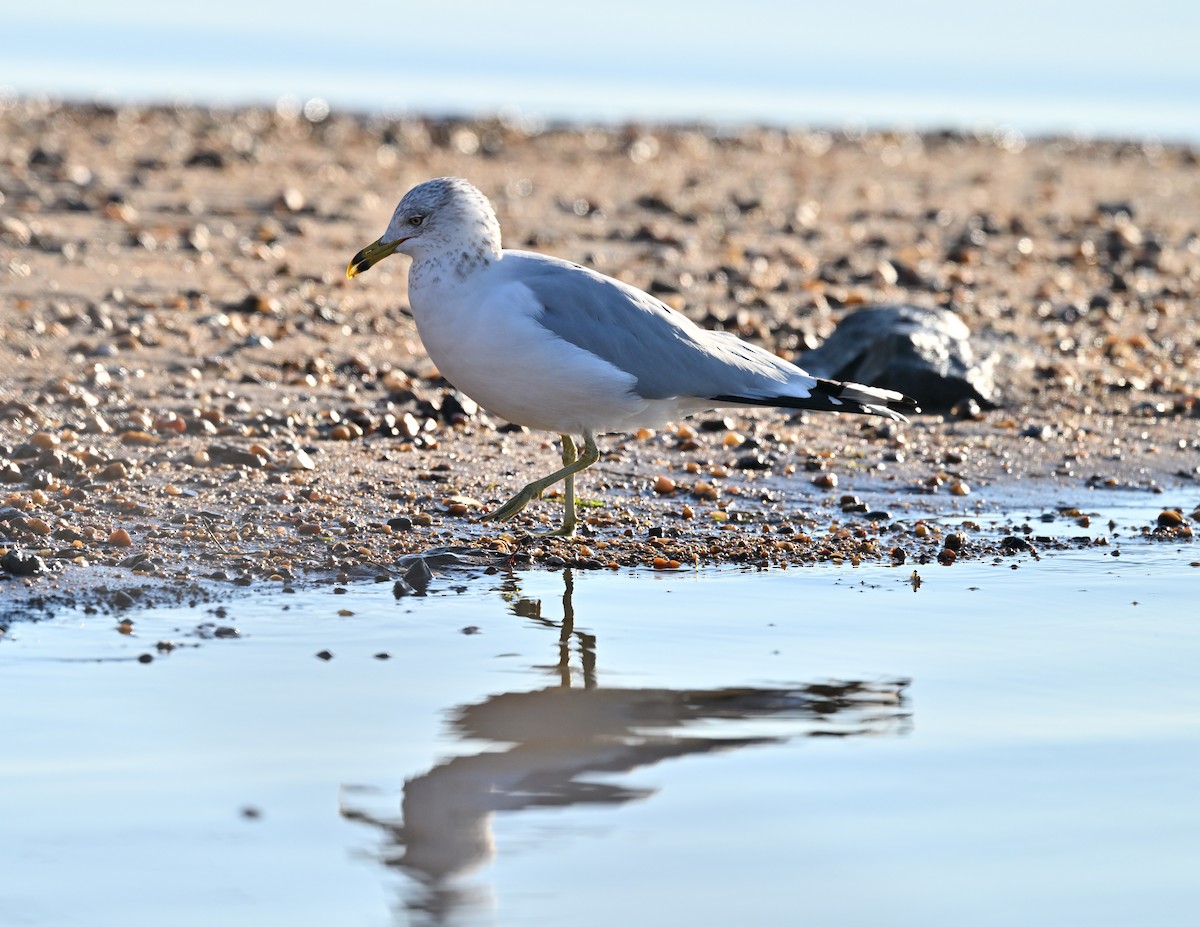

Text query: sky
(6, 1), (1199, 139)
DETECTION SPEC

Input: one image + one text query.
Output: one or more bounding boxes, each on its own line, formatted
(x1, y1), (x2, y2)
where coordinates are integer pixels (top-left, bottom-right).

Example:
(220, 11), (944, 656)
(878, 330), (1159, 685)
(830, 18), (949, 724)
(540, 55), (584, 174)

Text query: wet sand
(1, 100), (1198, 612)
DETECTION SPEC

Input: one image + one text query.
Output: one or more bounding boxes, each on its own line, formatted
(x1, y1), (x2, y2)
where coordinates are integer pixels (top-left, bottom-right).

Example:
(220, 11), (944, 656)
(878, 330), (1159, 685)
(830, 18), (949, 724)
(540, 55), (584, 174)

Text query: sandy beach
(2, 100), (1198, 611)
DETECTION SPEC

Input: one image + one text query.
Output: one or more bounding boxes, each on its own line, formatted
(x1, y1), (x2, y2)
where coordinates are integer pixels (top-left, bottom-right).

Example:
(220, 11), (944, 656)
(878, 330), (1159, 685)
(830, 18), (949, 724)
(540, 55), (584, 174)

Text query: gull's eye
(408, 215), (424, 227)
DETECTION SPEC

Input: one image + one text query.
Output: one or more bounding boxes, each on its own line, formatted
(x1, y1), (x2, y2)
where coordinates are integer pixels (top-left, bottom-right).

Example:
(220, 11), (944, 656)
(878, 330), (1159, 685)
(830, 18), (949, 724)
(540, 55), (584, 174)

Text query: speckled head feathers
(382, 177), (502, 262)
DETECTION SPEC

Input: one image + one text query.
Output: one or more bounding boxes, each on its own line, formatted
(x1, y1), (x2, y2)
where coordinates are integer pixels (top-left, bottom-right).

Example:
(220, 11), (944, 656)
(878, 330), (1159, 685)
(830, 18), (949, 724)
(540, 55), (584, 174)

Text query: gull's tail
(712, 378), (920, 423)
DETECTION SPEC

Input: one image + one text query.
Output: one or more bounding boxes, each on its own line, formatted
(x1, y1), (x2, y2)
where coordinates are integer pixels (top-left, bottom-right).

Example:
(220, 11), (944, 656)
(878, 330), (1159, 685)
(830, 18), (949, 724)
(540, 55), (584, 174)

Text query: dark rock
(735, 454), (771, 471)
(1000, 536), (1033, 555)
(1096, 201), (1135, 220)
(207, 444), (268, 469)
(186, 150), (226, 169)
(439, 390), (478, 421)
(799, 304), (997, 411)
(402, 558), (434, 595)
(2, 549), (47, 576)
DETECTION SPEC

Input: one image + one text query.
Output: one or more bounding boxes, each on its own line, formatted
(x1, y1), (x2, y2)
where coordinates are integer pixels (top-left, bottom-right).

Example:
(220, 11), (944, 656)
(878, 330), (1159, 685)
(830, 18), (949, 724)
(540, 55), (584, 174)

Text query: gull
(348, 178), (917, 537)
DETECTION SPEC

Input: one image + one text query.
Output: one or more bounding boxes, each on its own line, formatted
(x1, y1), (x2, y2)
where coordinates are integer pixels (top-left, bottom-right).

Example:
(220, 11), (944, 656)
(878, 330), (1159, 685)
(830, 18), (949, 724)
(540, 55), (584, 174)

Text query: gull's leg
(480, 431), (599, 537)
(556, 436), (579, 538)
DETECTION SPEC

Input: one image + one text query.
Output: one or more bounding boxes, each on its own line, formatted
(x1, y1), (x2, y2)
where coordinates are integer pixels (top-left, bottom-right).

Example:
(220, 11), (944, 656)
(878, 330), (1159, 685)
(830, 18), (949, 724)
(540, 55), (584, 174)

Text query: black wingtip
(711, 380), (920, 421)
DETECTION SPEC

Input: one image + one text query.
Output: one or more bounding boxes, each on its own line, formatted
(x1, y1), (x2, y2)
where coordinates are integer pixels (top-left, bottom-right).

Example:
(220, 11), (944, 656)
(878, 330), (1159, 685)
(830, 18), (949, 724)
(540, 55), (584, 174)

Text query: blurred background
(7, 0), (1199, 140)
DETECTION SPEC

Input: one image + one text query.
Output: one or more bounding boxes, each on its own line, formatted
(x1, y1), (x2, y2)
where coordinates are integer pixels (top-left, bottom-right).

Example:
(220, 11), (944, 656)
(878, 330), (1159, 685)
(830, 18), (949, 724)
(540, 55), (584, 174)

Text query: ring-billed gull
(348, 178), (918, 537)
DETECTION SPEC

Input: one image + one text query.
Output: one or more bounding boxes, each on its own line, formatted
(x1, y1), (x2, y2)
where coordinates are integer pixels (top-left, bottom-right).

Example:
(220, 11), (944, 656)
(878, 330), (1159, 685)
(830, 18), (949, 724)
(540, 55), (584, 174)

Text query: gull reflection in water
(341, 569), (910, 925)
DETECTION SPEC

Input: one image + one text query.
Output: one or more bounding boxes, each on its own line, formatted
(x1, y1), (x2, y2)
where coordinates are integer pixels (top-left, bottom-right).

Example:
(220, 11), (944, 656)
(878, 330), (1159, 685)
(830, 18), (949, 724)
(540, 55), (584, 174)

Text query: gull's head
(346, 177), (502, 278)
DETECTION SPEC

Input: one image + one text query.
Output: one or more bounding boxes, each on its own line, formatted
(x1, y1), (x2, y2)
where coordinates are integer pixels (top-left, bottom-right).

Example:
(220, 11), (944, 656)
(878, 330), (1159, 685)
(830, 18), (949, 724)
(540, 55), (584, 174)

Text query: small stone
(937, 549), (957, 565)
(950, 480), (970, 496)
(154, 416), (187, 434)
(23, 517), (51, 536)
(1157, 509), (1184, 528)
(653, 475), (677, 494)
(813, 473), (838, 490)
(735, 454), (771, 471)
(98, 462), (129, 482)
(108, 527), (133, 546)
(286, 449), (316, 471)
(186, 149), (226, 169)
(30, 431), (60, 450)
(315, 650), (334, 661)
(445, 495), (483, 514)
(120, 430), (162, 446)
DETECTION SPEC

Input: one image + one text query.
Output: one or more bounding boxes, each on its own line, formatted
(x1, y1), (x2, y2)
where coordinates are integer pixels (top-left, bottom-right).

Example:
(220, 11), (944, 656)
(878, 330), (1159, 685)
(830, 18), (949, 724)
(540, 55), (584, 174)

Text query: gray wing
(503, 251), (809, 401)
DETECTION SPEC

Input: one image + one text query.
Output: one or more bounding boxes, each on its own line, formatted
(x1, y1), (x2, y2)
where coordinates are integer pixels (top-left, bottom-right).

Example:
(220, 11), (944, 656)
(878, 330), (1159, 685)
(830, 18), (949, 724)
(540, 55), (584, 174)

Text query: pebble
(98, 462), (128, 482)
(653, 476), (677, 494)
(108, 528), (133, 546)
(30, 431), (60, 450)
(1156, 509), (1184, 528)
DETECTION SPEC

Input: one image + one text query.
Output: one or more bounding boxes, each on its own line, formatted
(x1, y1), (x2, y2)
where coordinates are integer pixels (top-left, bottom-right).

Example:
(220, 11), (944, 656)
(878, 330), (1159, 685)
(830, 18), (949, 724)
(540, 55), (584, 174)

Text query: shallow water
(2, 501), (1198, 926)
